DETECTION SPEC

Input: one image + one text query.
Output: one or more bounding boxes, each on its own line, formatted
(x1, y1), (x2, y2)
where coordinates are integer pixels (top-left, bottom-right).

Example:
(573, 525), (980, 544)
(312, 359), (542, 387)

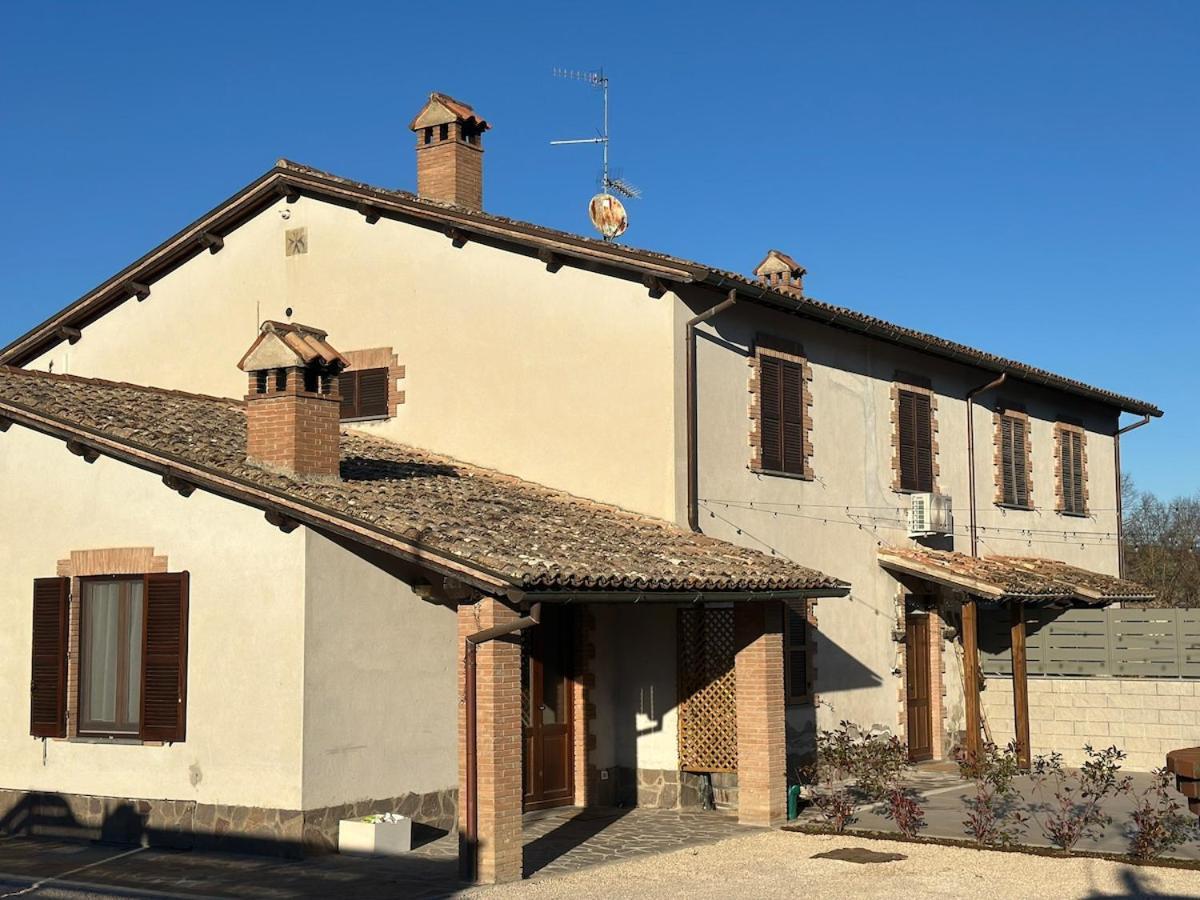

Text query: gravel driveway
(476, 830), (1200, 899)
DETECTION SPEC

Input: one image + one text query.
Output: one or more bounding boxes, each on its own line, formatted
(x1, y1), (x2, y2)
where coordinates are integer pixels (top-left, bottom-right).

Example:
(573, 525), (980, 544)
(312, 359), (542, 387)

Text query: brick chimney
(409, 92), (490, 210)
(753, 250), (806, 298)
(237, 321), (348, 479)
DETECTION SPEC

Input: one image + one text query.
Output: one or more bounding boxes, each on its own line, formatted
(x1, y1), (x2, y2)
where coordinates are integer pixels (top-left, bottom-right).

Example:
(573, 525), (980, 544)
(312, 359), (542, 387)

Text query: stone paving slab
(0, 808), (751, 898)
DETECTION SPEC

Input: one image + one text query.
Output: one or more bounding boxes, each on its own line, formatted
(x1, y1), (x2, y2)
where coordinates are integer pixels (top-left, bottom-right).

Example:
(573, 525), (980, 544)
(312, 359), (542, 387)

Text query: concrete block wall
(981, 676), (1200, 771)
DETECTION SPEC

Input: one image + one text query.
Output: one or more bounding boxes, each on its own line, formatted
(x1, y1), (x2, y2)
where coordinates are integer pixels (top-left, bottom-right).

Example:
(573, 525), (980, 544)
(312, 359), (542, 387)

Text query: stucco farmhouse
(0, 92), (1157, 883)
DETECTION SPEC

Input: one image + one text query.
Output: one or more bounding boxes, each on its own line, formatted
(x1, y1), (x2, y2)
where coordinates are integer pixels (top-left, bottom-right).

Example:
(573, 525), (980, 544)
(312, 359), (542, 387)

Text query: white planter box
(338, 813), (413, 856)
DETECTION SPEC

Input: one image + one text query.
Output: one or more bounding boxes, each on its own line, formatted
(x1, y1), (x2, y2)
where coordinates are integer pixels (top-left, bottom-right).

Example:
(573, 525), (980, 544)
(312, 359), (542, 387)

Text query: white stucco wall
(589, 605), (679, 774)
(28, 197), (679, 521)
(300, 531), (458, 809)
(0, 426), (306, 809)
(689, 298), (1123, 743)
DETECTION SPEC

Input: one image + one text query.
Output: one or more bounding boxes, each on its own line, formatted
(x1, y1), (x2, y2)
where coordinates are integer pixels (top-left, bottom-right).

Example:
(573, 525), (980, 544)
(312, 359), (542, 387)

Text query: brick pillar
(928, 607), (946, 760)
(457, 599), (523, 884)
(734, 602), (787, 826)
(572, 607), (596, 807)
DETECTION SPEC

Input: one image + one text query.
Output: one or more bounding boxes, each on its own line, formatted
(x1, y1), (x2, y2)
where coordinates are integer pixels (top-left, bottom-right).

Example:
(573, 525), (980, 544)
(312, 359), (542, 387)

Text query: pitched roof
(0, 368), (847, 598)
(0, 160), (1161, 418)
(877, 546), (1153, 605)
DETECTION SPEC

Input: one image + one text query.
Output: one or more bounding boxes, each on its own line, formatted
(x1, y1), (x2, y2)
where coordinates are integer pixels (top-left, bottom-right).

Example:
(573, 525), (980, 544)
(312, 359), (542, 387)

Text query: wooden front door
(905, 613), (933, 762)
(522, 606), (575, 811)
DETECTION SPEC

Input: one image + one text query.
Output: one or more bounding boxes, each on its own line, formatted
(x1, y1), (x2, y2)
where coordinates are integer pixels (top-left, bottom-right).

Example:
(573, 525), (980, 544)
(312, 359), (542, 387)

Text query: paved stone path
(0, 808), (749, 898)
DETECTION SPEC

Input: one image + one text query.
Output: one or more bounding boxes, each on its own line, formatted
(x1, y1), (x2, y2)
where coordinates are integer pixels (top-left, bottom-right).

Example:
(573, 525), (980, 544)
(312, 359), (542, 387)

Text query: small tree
(805, 721), (917, 833)
(955, 741), (1028, 847)
(1029, 746), (1132, 853)
(1128, 769), (1197, 860)
(883, 787), (927, 838)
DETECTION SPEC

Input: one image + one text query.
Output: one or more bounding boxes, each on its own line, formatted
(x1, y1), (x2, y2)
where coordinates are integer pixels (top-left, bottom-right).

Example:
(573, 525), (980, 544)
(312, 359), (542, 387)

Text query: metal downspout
(966, 372), (1008, 557)
(686, 289), (738, 532)
(1115, 414), (1151, 577)
(463, 599), (540, 883)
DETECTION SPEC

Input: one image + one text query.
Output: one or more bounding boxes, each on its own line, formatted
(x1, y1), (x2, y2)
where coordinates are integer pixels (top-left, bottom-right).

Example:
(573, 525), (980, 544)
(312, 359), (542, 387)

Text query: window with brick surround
(896, 389), (934, 492)
(28, 571), (189, 742)
(784, 602), (811, 704)
(750, 336), (813, 479)
(997, 412), (1032, 508)
(1056, 424), (1088, 516)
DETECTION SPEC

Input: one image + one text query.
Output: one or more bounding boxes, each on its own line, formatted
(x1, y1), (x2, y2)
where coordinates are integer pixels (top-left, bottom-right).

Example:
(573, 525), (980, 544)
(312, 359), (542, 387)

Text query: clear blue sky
(1, 1), (1196, 497)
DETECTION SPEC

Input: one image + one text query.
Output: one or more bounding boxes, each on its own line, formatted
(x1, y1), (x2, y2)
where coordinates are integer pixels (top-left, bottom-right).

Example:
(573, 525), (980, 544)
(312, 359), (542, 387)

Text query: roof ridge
(0, 160), (1162, 417)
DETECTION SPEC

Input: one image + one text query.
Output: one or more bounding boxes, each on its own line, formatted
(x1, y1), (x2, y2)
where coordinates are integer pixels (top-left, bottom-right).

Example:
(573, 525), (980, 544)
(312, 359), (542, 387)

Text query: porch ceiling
(877, 546), (1155, 606)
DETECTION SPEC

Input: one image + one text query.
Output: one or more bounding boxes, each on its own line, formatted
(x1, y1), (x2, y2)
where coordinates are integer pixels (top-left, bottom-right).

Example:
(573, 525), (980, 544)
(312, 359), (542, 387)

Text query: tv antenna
(551, 67), (640, 240)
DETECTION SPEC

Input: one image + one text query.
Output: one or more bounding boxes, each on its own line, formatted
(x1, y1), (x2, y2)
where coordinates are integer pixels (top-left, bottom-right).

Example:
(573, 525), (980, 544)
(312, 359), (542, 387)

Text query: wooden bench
(1166, 748), (1200, 818)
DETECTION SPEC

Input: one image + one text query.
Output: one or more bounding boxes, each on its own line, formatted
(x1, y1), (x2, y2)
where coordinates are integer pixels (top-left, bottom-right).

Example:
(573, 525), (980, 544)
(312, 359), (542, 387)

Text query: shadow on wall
(817, 632), (884, 693)
(976, 605), (1071, 659)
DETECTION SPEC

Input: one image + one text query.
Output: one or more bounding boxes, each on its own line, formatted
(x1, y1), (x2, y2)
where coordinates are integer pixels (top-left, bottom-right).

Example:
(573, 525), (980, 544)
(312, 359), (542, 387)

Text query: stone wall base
(632, 768), (738, 811)
(0, 787), (456, 857)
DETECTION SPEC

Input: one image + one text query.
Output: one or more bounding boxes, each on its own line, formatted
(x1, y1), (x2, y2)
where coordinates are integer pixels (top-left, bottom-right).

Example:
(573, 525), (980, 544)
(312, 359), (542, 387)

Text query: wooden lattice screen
(677, 607), (738, 772)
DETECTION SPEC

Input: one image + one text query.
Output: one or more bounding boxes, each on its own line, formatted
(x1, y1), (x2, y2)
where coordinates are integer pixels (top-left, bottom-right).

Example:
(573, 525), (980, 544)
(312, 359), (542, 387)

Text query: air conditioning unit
(908, 493), (953, 537)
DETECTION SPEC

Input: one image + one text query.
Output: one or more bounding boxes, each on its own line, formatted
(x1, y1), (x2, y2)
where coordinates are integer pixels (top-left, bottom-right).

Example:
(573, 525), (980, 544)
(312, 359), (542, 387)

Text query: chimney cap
(238, 320), (349, 373)
(409, 92), (490, 133)
(753, 249), (807, 280)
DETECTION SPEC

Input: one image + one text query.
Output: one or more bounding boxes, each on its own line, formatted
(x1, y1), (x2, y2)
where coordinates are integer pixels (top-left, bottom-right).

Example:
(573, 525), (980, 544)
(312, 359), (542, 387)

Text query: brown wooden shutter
(337, 371), (358, 419)
(140, 572), (189, 742)
(1011, 417), (1029, 507)
(898, 390), (933, 491)
(1062, 431), (1085, 514)
(30, 577), (69, 738)
(759, 357), (783, 472)
(780, 360), (805, 475)
(784, 603), (809, 702)
(357, 368), (390, 418)
(1000, 416), (1016, 505)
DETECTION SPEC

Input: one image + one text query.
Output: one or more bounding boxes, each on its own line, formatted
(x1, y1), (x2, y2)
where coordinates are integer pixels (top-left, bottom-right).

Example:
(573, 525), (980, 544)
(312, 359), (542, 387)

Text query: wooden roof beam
(162, 473), (196, 497)
(199, 233), (224, 254)
(357, 203), (381, 225)
(57, 326), (82, 345)
(0, 416), (11, 432)
(642, 274), (667, 299)
(265, 509), (299, 533)
(538, 248), (563, 273)
(65, 440), (99, 463)
(129, 281), (151, 302)
(445, 227), (469, 248)
(275, 183), (301, 204)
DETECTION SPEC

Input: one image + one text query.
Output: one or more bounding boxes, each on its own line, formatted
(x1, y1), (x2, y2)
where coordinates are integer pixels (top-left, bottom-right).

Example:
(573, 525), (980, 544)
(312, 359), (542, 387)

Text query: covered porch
(456, 585), (848, 884)
(879, 547), (1155, 765)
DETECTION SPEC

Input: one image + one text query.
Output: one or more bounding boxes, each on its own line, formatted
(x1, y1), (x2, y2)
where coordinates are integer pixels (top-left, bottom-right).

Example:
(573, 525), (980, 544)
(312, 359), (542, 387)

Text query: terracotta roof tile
(878, 546), (1153, 604)
(0, 368), (846, 595)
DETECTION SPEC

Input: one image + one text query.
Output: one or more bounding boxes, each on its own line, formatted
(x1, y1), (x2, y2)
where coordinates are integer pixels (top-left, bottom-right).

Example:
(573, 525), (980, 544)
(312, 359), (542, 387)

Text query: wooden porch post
(1010, 601), (1032, 769)
(961, 598), (982, 760)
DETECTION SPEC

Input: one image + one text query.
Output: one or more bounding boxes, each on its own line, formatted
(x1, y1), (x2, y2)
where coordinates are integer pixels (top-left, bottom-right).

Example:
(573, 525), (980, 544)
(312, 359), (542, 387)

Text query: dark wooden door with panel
(905, 613), (933, 762)
(522, 606), (575, 811)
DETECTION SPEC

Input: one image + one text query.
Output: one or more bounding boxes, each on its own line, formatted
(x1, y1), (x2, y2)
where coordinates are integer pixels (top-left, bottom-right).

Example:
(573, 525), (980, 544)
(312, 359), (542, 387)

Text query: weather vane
(551, 68), (640, 241)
